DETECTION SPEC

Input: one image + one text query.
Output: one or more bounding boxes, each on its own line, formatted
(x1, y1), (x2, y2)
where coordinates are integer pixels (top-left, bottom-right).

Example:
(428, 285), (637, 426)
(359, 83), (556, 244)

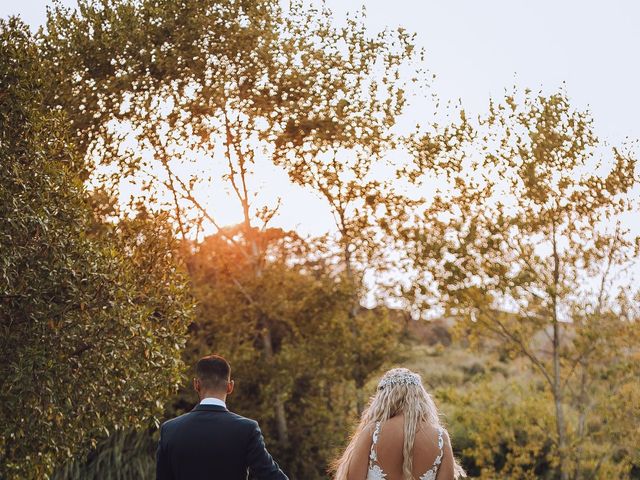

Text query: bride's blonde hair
(332, 368), (465, 480)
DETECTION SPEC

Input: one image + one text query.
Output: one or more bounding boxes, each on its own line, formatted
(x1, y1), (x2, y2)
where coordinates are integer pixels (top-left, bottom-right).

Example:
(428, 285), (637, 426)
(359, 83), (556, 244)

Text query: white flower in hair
(378, 369), (421, 390)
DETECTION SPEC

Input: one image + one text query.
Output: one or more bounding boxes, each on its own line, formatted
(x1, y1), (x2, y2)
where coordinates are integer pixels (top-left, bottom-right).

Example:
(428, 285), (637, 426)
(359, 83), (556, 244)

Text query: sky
(324, 0), (640, 147)
(9, 0), (640, 144)
(3, 0), (640, 238)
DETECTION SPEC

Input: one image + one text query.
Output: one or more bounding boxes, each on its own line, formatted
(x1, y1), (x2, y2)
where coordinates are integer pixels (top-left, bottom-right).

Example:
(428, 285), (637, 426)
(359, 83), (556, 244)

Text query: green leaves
(180, 228), (398, 479)
(401, 88), (640, 478)
(0, 20), (192, 479)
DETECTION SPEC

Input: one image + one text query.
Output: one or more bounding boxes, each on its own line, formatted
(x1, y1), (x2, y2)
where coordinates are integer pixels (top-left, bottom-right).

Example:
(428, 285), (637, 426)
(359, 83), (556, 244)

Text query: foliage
(401, 89), (640, 479)
(442, 375), (556, 479)
(41, 0), (422, 240)
(0, 19), (192, 479)
(182, 229), (399, 479)
(52, 429), (156, 480)
(40, 0), (421, 426)
(3, 1), (639, 478)
(269, 3), (422, 283)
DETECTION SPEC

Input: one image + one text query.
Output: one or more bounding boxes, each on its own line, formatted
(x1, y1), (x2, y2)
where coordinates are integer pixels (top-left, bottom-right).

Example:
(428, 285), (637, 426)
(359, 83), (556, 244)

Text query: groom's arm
(246, 420), (288, 480)
(156, 423), (174, 480)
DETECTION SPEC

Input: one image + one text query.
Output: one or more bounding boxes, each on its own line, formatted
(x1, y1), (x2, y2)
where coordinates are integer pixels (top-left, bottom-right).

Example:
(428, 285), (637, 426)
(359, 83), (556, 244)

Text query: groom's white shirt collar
(199, 397), (226, 408)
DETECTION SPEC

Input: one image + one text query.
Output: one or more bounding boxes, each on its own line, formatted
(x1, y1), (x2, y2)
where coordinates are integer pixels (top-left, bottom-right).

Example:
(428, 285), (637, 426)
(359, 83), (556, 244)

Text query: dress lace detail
(419, 427), (444, 480)
(367, 422), (387, 480)
(366, 422), (444, 480)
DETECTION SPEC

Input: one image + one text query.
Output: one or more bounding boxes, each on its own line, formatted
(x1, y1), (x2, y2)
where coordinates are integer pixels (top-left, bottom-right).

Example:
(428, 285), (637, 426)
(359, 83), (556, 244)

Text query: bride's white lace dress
(366, 421), (444, 480)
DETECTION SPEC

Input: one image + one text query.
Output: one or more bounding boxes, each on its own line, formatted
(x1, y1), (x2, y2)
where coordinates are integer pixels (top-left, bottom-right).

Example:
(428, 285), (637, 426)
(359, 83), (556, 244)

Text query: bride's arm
(346, 424), (374, 480)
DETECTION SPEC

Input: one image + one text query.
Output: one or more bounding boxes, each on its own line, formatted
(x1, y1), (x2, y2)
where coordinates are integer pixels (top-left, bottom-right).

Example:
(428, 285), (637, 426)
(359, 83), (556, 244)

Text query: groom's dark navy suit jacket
(156, 403), (288, 480)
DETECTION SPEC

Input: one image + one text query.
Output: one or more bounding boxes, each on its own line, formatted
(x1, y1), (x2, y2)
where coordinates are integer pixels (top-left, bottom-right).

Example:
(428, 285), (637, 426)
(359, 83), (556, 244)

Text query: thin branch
(158, 152), (188, 240)
(223, 109), (248, 214)
(482, 311), (554, 388)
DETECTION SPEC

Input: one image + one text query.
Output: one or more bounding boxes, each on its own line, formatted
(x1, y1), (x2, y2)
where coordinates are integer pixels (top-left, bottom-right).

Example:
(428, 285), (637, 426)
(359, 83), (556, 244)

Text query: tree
(401, 89), (640, 479)
(0, 19), (192, 479)
(184, 228), (397, 478)
(270, 5), (423, 413)
(41, 0), (416, 428)
(443, 375), (557, 479)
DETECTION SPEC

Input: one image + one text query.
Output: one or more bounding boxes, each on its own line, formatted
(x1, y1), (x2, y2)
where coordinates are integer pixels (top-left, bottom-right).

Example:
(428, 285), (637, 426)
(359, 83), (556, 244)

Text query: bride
(332, 368), (466, 480)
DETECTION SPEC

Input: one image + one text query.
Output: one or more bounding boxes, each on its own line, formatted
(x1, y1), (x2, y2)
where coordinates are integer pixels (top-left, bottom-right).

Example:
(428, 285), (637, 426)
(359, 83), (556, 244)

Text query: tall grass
(52, 429), (156, 480)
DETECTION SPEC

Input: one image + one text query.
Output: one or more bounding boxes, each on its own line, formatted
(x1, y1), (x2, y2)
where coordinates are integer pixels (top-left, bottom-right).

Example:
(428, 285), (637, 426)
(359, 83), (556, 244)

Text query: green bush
(0, 19), (192, 479)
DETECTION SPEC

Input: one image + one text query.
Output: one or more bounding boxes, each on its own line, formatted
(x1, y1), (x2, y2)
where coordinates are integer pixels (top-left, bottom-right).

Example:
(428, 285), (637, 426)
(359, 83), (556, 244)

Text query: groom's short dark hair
(196, 354), (231, 391)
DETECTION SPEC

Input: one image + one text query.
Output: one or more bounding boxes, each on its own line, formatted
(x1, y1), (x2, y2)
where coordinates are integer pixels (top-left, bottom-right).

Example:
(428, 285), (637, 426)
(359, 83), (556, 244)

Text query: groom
(156, 354), (288, 480)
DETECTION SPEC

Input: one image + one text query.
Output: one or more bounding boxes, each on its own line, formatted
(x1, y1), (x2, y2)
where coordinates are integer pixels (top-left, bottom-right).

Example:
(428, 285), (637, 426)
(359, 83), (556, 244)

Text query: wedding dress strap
(416, 426), (445, 480)
(369, 421), (383, 462)
(435, 426), (444, 464)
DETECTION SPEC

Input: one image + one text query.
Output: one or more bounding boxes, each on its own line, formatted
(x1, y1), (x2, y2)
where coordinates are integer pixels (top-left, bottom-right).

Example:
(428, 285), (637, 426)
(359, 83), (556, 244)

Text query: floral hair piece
(377, 370), (421, 390)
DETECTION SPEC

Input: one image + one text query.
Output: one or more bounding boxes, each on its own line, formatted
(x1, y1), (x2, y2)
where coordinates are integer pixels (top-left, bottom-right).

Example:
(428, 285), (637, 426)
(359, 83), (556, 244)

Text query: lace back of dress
(366, 422), (444, 480)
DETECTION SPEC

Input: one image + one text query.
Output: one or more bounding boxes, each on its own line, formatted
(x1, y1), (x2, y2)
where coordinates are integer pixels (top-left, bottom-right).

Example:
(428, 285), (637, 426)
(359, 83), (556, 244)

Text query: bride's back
(373, 414), (451, 480)
(333, 368), (462, 480)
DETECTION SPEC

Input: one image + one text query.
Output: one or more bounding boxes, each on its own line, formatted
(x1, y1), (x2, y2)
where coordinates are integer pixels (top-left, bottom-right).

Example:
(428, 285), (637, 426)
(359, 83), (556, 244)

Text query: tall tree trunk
(251, 229), (289, 447)
(261, 327), (289, 446)
(344, 240), (365, 415)
(354, 376), (365, 416)
(552, 319), (568, 480)
(551, 221), (568, 480)
(572, 368), (589, 480)
(220, 104), (291, 450)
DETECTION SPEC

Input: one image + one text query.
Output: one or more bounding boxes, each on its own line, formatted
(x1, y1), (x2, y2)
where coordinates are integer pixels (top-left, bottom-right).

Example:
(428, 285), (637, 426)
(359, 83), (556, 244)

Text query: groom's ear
(227, 379), (234, 395)
(193, 377), (200, 394)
